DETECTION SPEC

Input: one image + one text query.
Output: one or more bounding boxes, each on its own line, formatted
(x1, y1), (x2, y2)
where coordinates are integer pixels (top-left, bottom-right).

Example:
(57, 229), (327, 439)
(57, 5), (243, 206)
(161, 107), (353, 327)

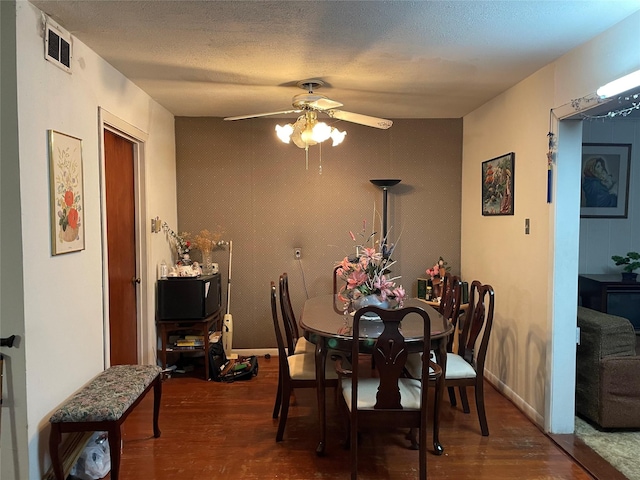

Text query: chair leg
(272, 369), (282, 419)
(276, 381), (291, 442)
(459, 386), (470, 413)
(475, 379), (489, 436)
(419, 425), (427, 480)
(351, 424), (358, 480)
(447, 385), (457, 406)
(405, 428), (419, 450)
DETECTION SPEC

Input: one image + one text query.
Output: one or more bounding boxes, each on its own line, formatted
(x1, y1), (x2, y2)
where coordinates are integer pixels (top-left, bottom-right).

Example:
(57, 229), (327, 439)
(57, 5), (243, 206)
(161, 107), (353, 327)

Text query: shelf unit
(157, 312), (221, 380)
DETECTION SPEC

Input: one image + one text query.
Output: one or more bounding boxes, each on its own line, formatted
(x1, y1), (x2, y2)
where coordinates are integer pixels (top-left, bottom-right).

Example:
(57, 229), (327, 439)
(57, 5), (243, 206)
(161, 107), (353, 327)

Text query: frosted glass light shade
(275, 123), (294, 143)
(331, 129), (346, 146)
(311, 122), (332, 142)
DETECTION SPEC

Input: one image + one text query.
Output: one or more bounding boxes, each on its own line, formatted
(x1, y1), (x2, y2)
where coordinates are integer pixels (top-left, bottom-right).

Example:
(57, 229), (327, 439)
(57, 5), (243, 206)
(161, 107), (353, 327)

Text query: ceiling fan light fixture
(311, 122), (332, 143)
(275, 123), (294, 143)
(330, 128), (346, 146)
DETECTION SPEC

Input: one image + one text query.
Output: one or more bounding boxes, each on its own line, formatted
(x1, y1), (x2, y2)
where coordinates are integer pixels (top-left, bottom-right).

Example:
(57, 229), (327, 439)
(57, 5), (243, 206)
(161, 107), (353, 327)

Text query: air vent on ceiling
(44, 18), (72, 73)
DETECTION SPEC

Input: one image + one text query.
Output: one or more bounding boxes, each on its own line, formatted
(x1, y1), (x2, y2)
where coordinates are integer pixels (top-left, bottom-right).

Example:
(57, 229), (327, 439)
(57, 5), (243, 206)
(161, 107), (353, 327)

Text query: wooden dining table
(300, 294), (454, 456)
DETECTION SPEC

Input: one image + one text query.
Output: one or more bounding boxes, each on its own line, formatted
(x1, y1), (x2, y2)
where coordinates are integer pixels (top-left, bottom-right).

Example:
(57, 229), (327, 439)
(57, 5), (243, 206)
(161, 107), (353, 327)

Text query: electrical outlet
(294, 248), (302, 259)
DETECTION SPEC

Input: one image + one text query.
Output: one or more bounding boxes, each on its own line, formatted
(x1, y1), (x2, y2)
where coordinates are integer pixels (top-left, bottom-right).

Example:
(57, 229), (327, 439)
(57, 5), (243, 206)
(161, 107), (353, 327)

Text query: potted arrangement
(425, 256), (450, 299)
(335, 221), (406, 313)
(611, 251), (640, 282)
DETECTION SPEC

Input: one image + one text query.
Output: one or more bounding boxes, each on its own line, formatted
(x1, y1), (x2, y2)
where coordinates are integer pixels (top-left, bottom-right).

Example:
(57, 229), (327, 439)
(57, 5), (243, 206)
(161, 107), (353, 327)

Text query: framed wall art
(482, 152), (514, 216)
(49, 130), (85, 255)
(580, 143), (631, 218)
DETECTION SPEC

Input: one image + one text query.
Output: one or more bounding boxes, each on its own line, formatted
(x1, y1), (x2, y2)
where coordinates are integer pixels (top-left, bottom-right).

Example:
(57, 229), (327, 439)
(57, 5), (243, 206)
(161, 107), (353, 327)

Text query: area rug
(575, 417), (640, 480)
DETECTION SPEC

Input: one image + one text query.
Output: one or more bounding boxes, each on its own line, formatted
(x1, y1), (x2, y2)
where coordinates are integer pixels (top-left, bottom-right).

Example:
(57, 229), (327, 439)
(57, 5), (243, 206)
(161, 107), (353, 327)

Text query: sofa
(576, 306), (640, 429)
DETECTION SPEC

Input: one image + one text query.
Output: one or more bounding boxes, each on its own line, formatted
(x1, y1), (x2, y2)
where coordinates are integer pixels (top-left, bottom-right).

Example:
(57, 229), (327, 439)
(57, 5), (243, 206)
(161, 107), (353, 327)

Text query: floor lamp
(370, 179), (401, 257)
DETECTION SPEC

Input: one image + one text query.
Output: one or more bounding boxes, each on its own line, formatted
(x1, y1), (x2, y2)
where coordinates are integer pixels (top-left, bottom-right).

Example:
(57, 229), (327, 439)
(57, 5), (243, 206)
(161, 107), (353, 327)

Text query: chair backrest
(440, 274), (462, 352)
(458, 281), (495, 371)
(332, 265), (345, 313)
(440, 274), (462, 325)
(278, 273), (298, 355)
(351, 305), (432, 410)
(270, 281), (290, 373)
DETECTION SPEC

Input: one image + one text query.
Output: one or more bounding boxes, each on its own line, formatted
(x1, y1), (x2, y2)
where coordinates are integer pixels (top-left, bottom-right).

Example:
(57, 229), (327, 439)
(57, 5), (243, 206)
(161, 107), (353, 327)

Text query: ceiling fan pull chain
(319, 142), (323, 175)
(305, 145), (309, 170)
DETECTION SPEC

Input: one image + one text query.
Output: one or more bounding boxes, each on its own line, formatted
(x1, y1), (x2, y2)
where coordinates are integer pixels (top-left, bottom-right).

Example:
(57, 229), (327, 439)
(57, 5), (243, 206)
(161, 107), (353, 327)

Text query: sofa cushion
(577, 306), (635, 359)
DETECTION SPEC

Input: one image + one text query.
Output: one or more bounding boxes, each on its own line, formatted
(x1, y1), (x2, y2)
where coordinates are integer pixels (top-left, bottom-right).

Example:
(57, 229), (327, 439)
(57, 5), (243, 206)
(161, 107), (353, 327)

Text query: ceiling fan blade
(224, 109), (300, 121)
(328, 110), (393, 129)
(308, 97), (343, 111)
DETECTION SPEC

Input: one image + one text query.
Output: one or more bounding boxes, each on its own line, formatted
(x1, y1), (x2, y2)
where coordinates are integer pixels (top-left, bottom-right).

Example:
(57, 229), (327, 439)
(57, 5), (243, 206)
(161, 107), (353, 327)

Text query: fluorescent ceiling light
(596, 69), (640, 98)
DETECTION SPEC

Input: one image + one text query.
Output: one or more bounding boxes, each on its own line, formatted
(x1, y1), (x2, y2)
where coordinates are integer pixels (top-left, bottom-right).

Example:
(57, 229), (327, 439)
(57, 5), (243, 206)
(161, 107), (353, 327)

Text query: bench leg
(49, 424), (65, 480)
(153, 375), (162, 438)
(107, 425), (122, 480)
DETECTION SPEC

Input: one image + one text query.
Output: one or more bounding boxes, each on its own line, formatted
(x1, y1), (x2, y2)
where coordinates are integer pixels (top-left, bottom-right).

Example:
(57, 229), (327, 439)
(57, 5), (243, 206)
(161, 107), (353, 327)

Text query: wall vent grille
(45, 19), (72, 73)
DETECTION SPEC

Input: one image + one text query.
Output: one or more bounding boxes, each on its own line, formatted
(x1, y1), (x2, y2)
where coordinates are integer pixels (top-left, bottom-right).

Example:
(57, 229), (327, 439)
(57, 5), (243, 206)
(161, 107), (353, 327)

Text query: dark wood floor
(106, 356), (613, 479)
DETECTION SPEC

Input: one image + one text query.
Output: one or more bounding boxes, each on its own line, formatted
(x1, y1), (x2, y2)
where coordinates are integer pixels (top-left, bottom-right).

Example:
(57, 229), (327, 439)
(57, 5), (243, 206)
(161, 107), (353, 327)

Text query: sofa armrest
(600, 355), (640, 395)
(597, 355), (640, 428)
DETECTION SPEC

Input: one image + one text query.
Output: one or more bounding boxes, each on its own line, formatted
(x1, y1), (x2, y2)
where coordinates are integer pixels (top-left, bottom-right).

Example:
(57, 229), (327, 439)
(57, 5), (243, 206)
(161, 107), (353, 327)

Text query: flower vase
(431, 277), (443, 300)
(201, 250), (213, 275)
(352, 294), (390, 320)
(60, 226), (79, 243)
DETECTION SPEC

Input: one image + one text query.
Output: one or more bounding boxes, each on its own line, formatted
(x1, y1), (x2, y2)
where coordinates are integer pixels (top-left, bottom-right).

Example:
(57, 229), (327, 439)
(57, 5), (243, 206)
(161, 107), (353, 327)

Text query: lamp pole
(370, 179), (401, 257)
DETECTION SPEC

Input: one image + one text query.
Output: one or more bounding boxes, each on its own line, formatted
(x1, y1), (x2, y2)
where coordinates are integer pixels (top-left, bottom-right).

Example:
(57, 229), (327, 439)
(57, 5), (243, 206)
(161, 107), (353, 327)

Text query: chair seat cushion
(342, 378), (422, 410)
(288, 352), (340, 380)
(445, 353), (476, 379)
(294, 337), (316, 354)
(403, 351), (437, 379)
(49, 365), (161, 423)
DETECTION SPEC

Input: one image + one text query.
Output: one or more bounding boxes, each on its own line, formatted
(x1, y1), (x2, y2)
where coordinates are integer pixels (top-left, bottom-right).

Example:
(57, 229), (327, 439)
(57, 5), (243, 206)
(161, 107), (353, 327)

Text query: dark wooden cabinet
(578, 274), (640, 331)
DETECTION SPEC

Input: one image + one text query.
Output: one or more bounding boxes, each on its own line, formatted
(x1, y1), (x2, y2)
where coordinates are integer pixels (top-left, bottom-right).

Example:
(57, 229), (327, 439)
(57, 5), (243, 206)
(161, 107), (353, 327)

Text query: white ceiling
(31, 0), (640, 119)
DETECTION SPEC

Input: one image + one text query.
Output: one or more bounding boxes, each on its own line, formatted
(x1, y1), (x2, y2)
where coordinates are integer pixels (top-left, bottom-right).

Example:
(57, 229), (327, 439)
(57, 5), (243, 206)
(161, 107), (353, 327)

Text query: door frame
(98, 108), (149, 367)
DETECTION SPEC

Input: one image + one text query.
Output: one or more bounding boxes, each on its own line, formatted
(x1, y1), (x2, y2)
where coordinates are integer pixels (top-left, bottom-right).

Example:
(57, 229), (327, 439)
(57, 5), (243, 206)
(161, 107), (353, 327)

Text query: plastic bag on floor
(70, 431), (111, 480)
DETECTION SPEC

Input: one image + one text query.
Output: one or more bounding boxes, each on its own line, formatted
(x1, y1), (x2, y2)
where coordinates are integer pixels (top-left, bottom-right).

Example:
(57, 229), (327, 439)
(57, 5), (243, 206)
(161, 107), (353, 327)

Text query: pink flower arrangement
(335, 221), (406, 307)
(426, 256), (449, 280)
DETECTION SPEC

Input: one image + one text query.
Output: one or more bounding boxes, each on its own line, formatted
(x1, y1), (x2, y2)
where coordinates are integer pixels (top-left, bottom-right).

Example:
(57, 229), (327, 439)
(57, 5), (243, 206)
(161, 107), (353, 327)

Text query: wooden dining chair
(333, 265), (347, 313)
(270, 282), (340, 441)
(279, 273), (315, 354)
(405, 275), (462, 380)
(335, 305), (442, 480)
(445, 280), (494, 436)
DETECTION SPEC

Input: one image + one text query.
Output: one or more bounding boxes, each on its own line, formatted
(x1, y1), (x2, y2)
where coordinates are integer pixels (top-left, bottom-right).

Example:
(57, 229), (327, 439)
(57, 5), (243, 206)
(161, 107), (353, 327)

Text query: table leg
(432, 337), (447, 455)
(314, 337), (328, 456)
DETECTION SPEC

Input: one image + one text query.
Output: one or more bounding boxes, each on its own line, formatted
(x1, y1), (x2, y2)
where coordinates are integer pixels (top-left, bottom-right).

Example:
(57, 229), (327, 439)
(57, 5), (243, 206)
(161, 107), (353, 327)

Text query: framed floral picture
(482, 152), (514, 216)
(49, 130), (85, 255)
(580, 143), (631, 218)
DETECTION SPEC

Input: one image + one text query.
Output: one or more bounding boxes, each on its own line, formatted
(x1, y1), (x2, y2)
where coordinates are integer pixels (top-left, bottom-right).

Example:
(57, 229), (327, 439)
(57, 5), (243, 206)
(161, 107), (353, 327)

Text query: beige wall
(175, 117), (462, 349)
(462, 11), (640, 433)
(463, 64), (555, 426)
(8, 3), (177, 478)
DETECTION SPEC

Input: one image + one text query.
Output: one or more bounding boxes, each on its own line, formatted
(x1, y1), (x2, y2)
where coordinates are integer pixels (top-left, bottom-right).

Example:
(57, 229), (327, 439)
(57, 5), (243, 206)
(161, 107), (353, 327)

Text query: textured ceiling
(30, 0), (640, 119)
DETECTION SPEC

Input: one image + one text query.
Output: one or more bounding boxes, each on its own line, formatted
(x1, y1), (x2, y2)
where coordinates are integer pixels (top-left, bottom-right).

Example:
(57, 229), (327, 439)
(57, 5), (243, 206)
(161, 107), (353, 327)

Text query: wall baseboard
(485, 370), (543, 428)
(232, 348), (278, 357)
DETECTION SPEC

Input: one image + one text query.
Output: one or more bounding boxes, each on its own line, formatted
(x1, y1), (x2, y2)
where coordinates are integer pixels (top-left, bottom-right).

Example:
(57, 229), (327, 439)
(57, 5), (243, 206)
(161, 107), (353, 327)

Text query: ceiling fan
(223, 79), (393, 130)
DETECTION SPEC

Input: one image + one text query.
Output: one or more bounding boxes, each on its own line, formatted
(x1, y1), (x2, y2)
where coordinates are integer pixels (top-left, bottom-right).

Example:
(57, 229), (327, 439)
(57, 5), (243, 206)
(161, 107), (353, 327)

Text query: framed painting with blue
(580, 143), (631, 219)
(482, 152), (514, 216)
(49, 130), (85, 255)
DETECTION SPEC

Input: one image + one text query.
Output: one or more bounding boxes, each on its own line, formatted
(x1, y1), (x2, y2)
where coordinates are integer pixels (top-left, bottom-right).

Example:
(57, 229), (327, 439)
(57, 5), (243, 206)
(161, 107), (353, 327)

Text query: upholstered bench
(49, 364), (162, 480)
